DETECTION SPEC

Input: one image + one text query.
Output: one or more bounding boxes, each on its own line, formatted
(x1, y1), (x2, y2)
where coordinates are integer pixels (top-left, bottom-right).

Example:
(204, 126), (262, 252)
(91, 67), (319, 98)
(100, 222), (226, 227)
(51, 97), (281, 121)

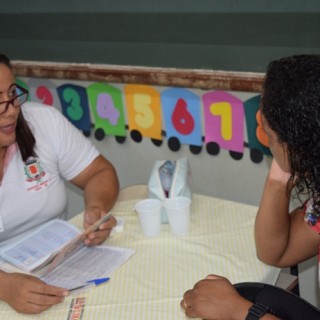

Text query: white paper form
(0, 220), (80, 272)
(0, 256), (27, 273)
(41, 244), (135, 289)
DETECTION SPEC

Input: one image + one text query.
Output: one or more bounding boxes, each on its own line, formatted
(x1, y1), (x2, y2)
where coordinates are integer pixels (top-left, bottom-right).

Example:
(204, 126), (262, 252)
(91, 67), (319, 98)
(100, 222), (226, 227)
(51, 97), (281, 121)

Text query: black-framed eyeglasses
(0, 84), (29, 115)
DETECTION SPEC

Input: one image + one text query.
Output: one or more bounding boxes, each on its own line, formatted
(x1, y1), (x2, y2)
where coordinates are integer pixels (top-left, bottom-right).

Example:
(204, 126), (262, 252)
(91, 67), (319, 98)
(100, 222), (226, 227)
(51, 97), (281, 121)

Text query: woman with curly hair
(181, 55), (320, 320)
(255, 55), (320, 269)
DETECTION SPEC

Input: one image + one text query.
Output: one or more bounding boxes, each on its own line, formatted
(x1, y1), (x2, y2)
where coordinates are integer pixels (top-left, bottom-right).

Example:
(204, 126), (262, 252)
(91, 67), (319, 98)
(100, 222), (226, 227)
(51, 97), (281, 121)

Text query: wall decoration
(87, 83), (126, 141)
(125, 84), (163, 144)
(20, 77), (271, 163)
(161, 88), (202, 153)
(28, 78), (62, 111)
(57, 84), (91, 134)
(244, 95), (271, 163)
(203, 91), (244, 160)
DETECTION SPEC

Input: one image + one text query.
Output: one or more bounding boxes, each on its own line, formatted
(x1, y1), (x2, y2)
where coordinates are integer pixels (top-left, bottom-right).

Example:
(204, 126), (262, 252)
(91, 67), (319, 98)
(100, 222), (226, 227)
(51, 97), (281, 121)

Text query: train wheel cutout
(206, 142), (220, 156)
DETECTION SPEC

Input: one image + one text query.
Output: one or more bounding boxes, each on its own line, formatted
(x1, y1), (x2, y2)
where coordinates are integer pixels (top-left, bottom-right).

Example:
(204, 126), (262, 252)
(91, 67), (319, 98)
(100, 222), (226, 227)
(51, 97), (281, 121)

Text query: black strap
(246, 302), (270, 320)
(234, 282), (320, 320)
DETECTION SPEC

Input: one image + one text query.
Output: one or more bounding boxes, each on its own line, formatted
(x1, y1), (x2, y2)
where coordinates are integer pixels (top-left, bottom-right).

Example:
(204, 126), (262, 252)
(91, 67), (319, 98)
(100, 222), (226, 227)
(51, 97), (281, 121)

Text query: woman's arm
(70, 155), (120, 245)
(255, 160), (319, 267)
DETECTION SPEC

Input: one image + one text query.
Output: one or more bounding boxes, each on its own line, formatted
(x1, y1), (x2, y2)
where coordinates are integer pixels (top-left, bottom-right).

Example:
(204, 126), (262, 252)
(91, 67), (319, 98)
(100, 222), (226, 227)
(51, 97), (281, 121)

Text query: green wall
(1, 0), (319, 72)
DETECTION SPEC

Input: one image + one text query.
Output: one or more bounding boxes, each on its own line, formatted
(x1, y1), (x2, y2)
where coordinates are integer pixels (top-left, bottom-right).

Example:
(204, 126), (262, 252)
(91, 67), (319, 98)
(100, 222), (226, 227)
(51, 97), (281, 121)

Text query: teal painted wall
(1, 0), (319, 72)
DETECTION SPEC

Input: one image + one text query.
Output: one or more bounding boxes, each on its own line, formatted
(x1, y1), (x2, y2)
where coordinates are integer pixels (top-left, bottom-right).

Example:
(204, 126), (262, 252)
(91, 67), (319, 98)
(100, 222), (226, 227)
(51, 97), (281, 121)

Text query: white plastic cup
(163, 196), (191, 236)
(134, 199), (162, 237)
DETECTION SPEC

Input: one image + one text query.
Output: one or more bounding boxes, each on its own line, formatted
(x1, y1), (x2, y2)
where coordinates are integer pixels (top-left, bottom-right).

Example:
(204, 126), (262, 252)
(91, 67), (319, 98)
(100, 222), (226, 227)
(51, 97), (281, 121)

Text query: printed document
(41, 244), (134, 289)
(0, 219), (80, 272)
(0, 218), (135, 289)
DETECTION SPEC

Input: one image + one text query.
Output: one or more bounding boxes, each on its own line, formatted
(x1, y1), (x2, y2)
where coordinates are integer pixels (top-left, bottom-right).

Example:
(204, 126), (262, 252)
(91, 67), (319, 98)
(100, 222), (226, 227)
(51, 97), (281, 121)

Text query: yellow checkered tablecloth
(0, 194), (280, 320)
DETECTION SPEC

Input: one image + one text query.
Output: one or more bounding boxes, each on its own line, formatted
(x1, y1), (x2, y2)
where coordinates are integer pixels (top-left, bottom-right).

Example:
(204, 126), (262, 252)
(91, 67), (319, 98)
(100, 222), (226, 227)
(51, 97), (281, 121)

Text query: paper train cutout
(17, 78), (271, 163)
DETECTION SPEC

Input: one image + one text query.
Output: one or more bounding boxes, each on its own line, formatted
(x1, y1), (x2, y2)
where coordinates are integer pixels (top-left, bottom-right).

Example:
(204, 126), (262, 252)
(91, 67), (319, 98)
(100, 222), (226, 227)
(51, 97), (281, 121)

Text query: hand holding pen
(68, 277), (110, 294)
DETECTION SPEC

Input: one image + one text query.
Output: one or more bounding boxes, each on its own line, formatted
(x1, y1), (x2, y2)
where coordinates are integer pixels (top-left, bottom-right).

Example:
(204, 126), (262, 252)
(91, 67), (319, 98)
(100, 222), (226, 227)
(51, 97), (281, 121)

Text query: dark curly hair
(0, 53), (36, 161)
(261, 54), (320, 216)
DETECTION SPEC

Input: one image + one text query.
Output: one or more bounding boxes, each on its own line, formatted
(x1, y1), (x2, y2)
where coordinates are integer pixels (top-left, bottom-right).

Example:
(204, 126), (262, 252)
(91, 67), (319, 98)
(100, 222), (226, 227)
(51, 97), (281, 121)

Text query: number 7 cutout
(202, 91), (244, 153)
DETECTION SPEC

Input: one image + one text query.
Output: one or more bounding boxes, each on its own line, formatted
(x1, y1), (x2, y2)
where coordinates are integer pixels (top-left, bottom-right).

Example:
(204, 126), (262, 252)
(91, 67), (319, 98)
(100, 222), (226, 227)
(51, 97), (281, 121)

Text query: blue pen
(69, 277), (110, 293)
(86, 277), (110, 285)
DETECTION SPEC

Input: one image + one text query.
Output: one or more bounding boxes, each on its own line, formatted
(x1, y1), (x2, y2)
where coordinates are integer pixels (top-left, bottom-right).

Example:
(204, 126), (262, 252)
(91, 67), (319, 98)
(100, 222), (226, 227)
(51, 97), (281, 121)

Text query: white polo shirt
(0, 102), (99, 247)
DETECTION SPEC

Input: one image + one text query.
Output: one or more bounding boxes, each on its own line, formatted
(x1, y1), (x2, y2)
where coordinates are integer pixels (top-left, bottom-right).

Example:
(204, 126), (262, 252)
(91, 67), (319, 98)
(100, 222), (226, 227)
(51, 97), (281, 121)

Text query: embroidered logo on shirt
(24, 158), (46, 182)
(24, 157), (50, 192)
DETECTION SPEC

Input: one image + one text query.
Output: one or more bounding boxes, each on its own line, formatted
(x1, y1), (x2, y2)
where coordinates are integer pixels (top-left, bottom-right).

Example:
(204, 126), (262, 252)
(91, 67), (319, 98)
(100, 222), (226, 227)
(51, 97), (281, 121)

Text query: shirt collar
(3, 143), (17, 173)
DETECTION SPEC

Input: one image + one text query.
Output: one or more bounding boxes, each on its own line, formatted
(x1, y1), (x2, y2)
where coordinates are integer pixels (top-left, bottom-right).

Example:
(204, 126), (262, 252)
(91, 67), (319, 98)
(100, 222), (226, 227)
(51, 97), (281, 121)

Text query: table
(0, 194), (280, 320)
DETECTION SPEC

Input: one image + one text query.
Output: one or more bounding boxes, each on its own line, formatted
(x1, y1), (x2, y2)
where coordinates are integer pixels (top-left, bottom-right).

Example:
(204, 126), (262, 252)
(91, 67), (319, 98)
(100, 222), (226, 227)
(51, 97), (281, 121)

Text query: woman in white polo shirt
(0, 53), (119, 314)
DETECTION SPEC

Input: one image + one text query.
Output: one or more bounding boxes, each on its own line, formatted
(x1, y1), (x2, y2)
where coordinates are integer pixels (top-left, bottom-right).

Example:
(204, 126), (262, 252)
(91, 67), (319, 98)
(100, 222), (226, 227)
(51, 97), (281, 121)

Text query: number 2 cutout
(27, 78), (62, 111)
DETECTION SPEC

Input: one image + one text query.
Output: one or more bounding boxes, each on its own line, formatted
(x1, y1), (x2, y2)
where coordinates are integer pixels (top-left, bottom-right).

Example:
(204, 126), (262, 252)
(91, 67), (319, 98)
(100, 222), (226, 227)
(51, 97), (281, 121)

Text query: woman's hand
(70, 155), (119, 246)
(181, 275), (252, 320)
(83, 206), (117, 246)
(0, 272), (67, 314)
